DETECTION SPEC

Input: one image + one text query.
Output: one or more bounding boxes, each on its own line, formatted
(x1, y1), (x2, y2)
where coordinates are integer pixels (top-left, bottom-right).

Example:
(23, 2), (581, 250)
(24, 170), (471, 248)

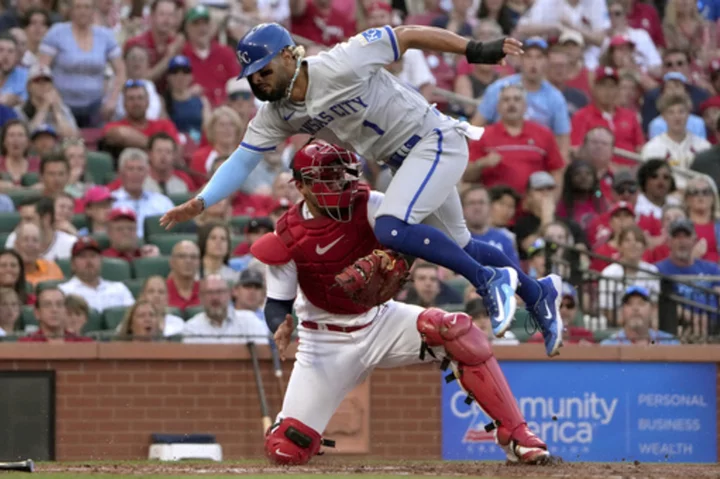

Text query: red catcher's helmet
(291, 142), (361, 222)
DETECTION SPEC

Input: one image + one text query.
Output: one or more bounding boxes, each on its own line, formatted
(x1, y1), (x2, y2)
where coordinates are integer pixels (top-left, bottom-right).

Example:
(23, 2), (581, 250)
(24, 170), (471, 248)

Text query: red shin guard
(417, 308), (547, 457)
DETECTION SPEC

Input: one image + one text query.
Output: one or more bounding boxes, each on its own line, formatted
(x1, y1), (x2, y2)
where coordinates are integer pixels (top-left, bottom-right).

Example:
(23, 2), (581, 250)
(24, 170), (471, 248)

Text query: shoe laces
(476, 281), (499, 318)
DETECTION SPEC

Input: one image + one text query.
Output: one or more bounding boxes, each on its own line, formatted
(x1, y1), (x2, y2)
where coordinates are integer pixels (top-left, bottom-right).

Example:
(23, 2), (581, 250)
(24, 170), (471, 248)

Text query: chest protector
(252, 185), (381, 315)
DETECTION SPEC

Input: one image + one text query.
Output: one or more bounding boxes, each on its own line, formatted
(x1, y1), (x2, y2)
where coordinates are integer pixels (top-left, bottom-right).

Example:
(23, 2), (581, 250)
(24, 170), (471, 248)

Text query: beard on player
(248, 60), (293, 103)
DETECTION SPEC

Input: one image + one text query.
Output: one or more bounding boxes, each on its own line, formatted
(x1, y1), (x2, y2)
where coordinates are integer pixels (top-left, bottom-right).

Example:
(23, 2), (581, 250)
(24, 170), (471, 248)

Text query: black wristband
(465, 37), (506, 64)
(196, 195), (206, 211)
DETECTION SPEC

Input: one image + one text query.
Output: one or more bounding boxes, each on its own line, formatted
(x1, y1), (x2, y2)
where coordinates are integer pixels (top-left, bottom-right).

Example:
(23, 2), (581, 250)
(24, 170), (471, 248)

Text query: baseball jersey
(241, 26), (469, 162)
(265, 191), (385, 325)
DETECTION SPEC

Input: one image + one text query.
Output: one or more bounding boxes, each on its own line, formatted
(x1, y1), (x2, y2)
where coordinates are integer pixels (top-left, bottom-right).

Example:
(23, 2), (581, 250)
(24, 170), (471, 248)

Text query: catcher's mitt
(334, 250), (410, 308)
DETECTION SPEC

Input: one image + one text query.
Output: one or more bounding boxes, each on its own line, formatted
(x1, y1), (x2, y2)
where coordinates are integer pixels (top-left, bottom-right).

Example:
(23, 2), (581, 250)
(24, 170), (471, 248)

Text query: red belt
(300, 320), (374, 333)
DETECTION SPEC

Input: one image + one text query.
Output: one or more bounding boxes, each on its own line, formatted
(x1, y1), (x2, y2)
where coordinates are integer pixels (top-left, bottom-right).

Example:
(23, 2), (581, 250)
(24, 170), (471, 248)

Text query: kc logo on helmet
(237, 50), (251, 64)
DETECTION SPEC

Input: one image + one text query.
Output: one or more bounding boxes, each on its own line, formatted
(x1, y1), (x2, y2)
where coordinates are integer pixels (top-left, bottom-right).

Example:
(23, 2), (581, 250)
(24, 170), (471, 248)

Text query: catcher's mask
(291, 142), (361, 222)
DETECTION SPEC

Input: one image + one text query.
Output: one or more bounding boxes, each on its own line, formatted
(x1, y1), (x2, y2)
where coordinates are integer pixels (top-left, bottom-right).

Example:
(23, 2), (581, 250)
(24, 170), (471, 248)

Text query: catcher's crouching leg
(264, 418), (322, 466)
(417, 308), (550, 464)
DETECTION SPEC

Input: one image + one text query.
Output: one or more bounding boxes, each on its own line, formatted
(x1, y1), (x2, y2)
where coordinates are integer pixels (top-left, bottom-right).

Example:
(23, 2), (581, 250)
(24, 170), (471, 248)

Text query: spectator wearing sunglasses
(641, 49), (712, 133)
(683, 175), (720, 263)
(101, 80), (180, 152)
(635, 159), (678, 220)
(164, 55), (208, 143)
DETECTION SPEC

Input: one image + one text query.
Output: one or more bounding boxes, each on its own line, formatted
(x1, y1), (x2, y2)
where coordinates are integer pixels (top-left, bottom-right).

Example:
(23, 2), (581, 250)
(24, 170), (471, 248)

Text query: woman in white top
(140, 275), (185, 336)
(599, 225), (659, 325)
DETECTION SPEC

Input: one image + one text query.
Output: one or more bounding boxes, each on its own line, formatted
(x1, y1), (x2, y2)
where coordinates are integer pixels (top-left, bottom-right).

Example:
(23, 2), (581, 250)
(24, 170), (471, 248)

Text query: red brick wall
(0, 358), (441, 460)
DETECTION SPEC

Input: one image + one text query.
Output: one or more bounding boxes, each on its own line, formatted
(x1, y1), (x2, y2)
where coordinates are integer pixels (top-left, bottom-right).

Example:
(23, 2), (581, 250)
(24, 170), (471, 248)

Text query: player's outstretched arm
(393, 25), (524, 64)
(160, 145), (264, 229)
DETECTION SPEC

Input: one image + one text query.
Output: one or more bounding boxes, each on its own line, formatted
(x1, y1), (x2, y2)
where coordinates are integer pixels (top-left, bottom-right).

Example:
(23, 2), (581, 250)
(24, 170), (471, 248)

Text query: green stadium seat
(104, 172), (116, 184)
(0, 212), (20, 233)
(19, 305), (38, 331)
(36, 279), (66, 292)
(103, 306), (128, 331)
(144, 215), (165, 239)
(184, 305), (204, 320)
(20, 172), (39, 187)
(149, 234), (197, 255)
(8, 190), (41, 209)
(86, 151), (114, 186)
(55, 259), (71, 278)
(132, 256), (170, 279)
(125, 278), (145, 298)
(0, 233), (9, 248)
(229, 215), (251, 233)
(92, 233), (110, 250)
(71, 214), (89, 231)
(446, 277), (470, 298)
(24, 282), (33, 296)
(82, 310), (104, 333)
(168, 192), (192, 206)
(101, 257), (132, 281)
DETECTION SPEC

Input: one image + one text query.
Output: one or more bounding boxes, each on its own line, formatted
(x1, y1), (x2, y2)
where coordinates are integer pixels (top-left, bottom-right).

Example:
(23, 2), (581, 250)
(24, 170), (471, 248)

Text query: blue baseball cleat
(529, 274), (564, 357)
(476, 267), (518, 338)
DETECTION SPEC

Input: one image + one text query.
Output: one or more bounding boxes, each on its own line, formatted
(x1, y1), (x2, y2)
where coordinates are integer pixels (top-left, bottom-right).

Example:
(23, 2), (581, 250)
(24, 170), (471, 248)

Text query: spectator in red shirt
(102, 207), (160, 262)
(102, 80), (180, 150)
(181, 5), (239, 107)
(464, 83), (565, 196)
(124, 0), (183, 84)
(290, 0), (354, 46)
(586, 170), (663, 247)
(576, 126), (616, 199)
(590, 201), (637, 272)
(571, 66), (645, 165)
(556, 160), (609, 231)
(189, 106), (245, 182)
(558, 30), (592, 98)
(546, 45), (590, 118)
(626, 0), (665, 48)
(19, 287), (92, 342)
(644, 204), (687, 263)
(684, 174), (720, 263)
(232, 216), (274, 257)
(167, 240), (201, 310)
(699, 94), (720, 143)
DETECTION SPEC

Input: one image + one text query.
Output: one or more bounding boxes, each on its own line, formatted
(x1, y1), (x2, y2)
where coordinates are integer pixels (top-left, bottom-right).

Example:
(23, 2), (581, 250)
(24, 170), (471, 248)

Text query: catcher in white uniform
(249, 141), (551, 466)
(161, 22), (564, 357)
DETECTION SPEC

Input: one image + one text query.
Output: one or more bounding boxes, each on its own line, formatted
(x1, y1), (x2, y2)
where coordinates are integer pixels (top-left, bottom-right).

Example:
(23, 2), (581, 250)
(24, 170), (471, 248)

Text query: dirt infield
(35, 458), (720, 478)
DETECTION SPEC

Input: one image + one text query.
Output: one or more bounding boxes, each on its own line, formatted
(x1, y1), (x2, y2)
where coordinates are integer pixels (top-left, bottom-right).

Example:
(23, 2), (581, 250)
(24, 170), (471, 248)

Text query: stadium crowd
(0, 0), (717, 345)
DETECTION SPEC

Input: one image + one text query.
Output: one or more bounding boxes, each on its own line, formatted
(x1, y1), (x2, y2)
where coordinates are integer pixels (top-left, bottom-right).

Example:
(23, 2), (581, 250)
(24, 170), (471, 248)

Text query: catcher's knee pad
(264, 417), (322, 466)
(417, 308), (492, 365)
(417, 308), (527, 435)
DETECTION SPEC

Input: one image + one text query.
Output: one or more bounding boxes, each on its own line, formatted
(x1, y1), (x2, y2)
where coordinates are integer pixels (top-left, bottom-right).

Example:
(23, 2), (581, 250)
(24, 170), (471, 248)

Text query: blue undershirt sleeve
(197, 145), (264, 207)
(264, 297), (295, 334)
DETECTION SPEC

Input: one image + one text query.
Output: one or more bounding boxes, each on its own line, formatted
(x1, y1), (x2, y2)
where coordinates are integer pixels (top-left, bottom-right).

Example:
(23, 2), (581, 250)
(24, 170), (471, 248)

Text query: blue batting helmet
(236, 23), (295, 78)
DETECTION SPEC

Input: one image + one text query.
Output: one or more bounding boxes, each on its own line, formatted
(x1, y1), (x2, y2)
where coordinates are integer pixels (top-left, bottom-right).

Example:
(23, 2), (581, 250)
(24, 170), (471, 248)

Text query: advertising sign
(441, 362), (717, 462)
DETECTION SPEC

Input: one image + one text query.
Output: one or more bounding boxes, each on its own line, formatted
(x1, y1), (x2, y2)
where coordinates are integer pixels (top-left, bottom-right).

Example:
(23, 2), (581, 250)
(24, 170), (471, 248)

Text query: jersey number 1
(362, 120), (385, 136)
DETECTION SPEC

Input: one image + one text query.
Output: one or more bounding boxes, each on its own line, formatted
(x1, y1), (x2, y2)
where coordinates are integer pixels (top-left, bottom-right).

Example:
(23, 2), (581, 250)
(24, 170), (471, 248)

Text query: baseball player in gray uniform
(160, 22), (563, 356)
